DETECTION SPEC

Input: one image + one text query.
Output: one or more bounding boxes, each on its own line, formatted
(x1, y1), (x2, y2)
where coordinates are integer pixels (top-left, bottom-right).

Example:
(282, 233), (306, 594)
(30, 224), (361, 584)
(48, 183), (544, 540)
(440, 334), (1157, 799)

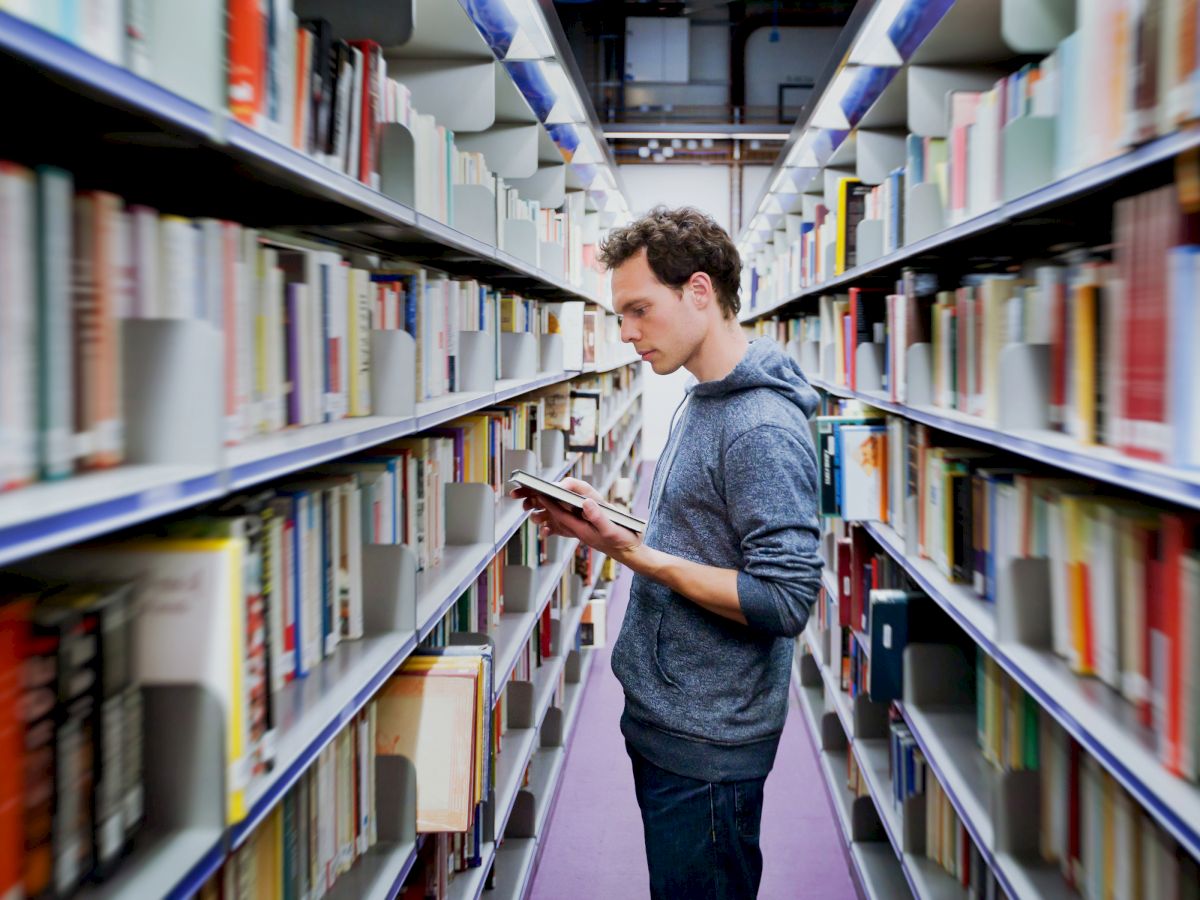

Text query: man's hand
(509, 476), (643, 563)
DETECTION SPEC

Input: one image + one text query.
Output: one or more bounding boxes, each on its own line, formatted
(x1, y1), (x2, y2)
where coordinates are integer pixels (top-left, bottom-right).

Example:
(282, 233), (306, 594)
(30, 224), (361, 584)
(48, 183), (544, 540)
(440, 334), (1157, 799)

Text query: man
(512, 206), (822, 899)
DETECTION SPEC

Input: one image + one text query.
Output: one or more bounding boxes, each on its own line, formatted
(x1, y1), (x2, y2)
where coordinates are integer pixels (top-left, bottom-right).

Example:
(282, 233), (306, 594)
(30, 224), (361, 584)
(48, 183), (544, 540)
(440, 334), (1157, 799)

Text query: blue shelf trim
(164, 838), (230, 900)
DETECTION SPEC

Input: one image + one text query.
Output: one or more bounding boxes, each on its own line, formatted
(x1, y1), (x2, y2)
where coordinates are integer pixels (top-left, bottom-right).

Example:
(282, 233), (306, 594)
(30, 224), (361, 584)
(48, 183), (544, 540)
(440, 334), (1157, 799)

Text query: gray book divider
(501, 447), (538, 538)
(851, 795), (886, 843)
(800, 651), (823, 689)
(796, 339), (820, 376)
(444, 482), (496, 546)
(143, 683), (226, 836)
(123, 319), (222, 467)
(564, 649), (582, 684)
(510, 164), (566, 211)
(852, 694), (890, 741)
(857, 129), (907, 186)
(374, 755), (418, 849)
(907, 0), (1009, 68)
(907, 66), (1005, 139)
(502, 219), (540, 268)
(507, 681), (536, 730)
(452, 184), (498, 247)
(503, 564), (537, 615)
(457, 125), (540, 180)
(361, 543), (418, 635)
(538, 334), (565, 374)
(541, 706), (563, 749)
(904, 181), (946, 245)
(566, 572), (586, 609)
(457, 331), (496, 394)
(1003, 117), (1057, 202)
(539, 241), (566, 282)
(997, 343), (1050, 430)
(506, 790), (536, 840)
(855, 219), (885, 268)
(824, 244), (837, 283)
(995, 768), (1043, 858)
(369, 329), (417, 419)
(823, 166), (856, 211)
(539, 429), (566, 476)
(820, 342), (836, 383)
(1001, 0), (1075, 54)
(903, 343), (934, 407)
(548, 616), (562, 657)
(380, 122), (418, 208)
(996, 557), (1053, 647)
(387, 59), (497, 134)
(902, 643), (973, 708)
(855, 342), (886, 392)
(901, 794), (927, 855)
(500, 333), (539, 380)
(821, 710), (846, 753)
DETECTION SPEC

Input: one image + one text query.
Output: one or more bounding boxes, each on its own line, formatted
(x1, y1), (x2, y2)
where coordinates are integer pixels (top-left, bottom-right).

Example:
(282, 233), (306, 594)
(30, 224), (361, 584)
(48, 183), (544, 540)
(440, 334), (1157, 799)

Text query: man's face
(611, 250), (705, 376)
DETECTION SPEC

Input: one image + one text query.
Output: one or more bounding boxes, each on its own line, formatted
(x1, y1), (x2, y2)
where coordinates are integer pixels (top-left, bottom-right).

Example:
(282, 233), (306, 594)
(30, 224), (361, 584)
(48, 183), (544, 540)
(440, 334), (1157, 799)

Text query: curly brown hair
(598, 206), (742, 319)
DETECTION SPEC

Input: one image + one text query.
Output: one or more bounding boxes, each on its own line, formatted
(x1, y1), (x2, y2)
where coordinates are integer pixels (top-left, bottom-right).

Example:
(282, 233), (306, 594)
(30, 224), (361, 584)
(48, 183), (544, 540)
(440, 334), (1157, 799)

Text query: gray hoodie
(611, 337), (823, 782)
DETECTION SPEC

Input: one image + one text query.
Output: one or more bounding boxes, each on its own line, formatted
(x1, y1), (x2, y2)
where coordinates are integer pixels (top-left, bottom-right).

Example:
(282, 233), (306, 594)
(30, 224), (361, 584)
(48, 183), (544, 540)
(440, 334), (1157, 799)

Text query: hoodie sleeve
(726, 424), (823, 637)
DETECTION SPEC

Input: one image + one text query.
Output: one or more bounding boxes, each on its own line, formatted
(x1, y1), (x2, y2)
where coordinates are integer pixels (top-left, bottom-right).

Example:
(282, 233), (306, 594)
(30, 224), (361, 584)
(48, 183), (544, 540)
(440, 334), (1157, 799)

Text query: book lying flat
(508, 469), (647, 534)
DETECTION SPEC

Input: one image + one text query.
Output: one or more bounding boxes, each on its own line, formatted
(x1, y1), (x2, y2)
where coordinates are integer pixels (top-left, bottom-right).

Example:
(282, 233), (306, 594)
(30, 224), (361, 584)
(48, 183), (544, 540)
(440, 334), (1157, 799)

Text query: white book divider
(539, 429), (566, 474)
(538, 333), (565, 374)
(123, 320), (222, 467)
(855, 342), (886, 392)
(502, 218), (540, 268)
(500, 332), (539, 380)
(903, 342), (934, 406)
(802, 194), (823, 220)
(369, 329), (417, 419)
(823, 166), (856, 211)
(291, 0), (414, 49)
(904, 181), (945, 245)
(540, 241), (566, 281)
(457, 330), (496, 393)
(1000, 0), (1075, 54)
(566, 572), (586, 609)
(379, 122), (418, 208)
(445, 482), (495, 547)
(501, 564), (535, 619)
(856, 130), (907, 185)
(996, 343), (1050, 430)
(820, 342), (837, 383)
(859, 68), (909, 131)
(510, 164), (566, 211)
(907, 66), (1004, 138)
(452, 184), (499, 246)
(457, 125), (540, 179)
(906, 0), (1009, 67)
(1002, 117), (1057, 203)
(143, 0), (225, 111)
(361, 544), (419, 635)
(500, 447), (538, 535)
(384, 0), (496, 134)
(996, 557), (1053, 647)
(855, 219), (885, 268)
(824, 244), (838, 282)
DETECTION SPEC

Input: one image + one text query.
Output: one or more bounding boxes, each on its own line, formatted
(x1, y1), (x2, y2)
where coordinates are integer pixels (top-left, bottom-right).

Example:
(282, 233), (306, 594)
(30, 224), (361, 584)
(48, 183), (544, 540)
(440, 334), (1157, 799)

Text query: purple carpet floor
(529, 464), (859, 900)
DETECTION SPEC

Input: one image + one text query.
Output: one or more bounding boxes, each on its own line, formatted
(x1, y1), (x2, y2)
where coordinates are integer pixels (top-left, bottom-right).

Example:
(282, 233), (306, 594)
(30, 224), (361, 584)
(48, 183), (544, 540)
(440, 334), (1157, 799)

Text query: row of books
(890, 719), (999, 899)
(745, 0), (1200, 310)
(818, 396), (1200, 784)
(200, 701), (380, 900)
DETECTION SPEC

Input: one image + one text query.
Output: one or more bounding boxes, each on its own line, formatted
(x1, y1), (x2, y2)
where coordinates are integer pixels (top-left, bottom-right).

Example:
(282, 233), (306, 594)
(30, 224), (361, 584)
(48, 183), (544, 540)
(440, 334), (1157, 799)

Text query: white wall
(618, 163), (733, 460)
(744, 26), (841, 115)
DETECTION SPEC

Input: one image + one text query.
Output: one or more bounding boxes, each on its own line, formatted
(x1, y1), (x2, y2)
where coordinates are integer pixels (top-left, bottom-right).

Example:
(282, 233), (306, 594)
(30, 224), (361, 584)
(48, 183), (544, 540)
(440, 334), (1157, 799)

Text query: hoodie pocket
(653, 608), (681, 689)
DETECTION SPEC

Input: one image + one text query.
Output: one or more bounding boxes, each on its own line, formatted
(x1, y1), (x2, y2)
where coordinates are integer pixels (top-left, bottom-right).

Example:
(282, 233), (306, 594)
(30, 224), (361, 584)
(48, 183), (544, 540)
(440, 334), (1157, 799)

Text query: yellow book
(1073, 282), (1098, 444)
(1062, 495), (1094, 675)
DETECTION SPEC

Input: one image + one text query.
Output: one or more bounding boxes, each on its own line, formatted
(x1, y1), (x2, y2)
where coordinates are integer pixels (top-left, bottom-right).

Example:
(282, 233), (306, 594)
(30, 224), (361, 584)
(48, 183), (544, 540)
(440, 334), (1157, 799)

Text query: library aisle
(530, 467), (858, 900)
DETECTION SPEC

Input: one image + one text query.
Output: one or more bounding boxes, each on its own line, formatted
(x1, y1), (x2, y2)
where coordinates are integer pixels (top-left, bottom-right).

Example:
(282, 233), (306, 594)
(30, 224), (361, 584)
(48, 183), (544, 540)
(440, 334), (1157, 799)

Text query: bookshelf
(0, 1), (642, 898)
(755, 0), (1200, 896)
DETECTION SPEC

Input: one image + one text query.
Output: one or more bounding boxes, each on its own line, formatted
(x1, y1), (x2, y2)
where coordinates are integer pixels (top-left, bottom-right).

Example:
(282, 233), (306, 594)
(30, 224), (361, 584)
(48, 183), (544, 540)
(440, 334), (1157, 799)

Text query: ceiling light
(638, 146), (650, 158)
(701, 137), (714, 148)
(671, 138), (682, 148)
(662, 147), (674, 158)
(648, 139), (659, 149)
(686, 139), (698, 150)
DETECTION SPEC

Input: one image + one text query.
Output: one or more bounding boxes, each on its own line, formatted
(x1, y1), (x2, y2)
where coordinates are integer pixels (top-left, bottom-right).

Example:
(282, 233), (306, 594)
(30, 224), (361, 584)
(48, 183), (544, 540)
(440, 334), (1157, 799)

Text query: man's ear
(687, 272), (716, 310)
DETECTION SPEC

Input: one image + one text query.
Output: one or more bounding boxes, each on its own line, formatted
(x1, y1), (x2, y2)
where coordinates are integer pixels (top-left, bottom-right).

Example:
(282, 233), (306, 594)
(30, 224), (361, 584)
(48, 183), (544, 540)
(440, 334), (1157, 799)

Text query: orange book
(293, 27), (311, 150)
(228, 0), (265, 126)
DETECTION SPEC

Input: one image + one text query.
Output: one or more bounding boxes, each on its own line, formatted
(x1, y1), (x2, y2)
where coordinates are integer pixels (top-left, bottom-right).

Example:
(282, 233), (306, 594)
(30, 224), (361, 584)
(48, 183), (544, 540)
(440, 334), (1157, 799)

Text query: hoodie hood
(688, 337), (819, 418)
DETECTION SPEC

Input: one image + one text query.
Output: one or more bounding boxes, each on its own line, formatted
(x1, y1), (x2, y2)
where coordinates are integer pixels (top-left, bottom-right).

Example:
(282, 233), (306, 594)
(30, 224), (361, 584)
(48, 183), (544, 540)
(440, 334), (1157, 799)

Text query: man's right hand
(558, 477), (603, 503)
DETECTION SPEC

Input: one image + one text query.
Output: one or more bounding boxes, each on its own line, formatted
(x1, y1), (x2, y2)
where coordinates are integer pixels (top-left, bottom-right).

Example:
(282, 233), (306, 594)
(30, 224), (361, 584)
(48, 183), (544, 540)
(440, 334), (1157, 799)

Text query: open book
(508, 469), (647, 534)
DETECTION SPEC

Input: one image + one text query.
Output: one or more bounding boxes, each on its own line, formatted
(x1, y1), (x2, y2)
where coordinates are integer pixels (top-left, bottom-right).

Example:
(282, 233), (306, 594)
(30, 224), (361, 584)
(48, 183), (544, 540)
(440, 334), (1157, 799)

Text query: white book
(1046, 496), (1072, 661)
(335, 260), (349, 420)
(0, 164), (38, 489)
(332, 52), (355, 175)
(157, 215), (197, 319)
(1090, 505), (1121, 689)
(343, 481), (363, 640)
(81, 0), (122, 64)
(266, 257), (285, 432)
(37, 166), (75, 480)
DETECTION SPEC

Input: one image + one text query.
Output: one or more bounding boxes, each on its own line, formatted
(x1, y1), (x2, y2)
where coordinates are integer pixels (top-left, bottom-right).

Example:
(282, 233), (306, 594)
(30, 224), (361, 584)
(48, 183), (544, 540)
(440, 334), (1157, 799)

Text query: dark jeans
(627, 742), (766, 899)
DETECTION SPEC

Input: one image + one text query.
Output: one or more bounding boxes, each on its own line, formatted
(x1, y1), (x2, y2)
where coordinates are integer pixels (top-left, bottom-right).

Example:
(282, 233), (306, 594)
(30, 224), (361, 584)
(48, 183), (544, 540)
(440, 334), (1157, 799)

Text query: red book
(836, 538), (853, 628)
(849, 527), (871, 634)
(540, 605), (552, 661)
(0, 600), (28, 900)
(348, 41), (382, 188)
(228, 0), (266, 126)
